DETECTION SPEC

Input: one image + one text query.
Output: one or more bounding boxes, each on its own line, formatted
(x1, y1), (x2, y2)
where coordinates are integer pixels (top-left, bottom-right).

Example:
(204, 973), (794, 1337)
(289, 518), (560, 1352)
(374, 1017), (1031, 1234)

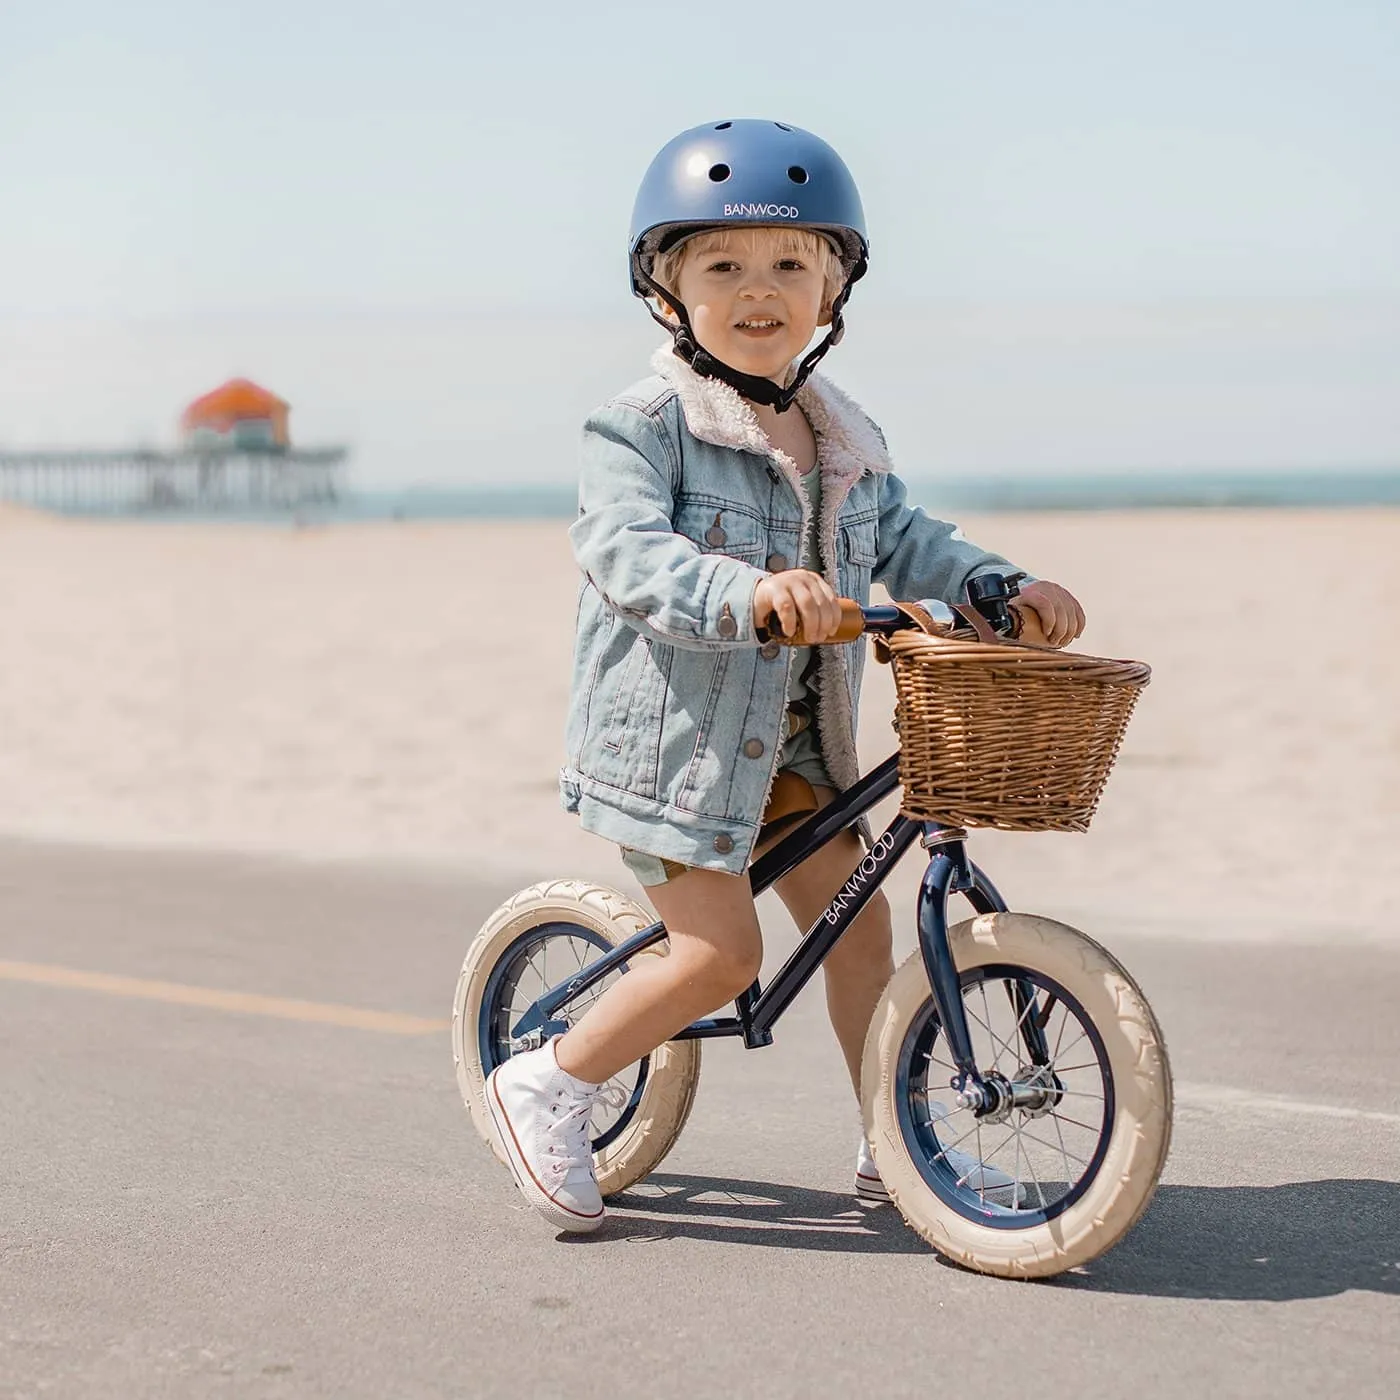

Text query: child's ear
(817, 300), (834, 328)
(655, 295), (680, 324)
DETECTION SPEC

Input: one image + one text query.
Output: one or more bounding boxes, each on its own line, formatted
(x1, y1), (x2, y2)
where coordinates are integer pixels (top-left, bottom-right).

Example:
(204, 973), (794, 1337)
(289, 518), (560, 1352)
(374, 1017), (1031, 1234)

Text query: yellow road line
(0, 960), (448, 1036)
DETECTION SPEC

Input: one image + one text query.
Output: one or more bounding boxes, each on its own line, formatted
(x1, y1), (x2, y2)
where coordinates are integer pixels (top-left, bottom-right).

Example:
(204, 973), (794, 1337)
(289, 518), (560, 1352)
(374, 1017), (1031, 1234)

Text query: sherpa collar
(649, 345), (889, 795)
(649, 346), (892, 506)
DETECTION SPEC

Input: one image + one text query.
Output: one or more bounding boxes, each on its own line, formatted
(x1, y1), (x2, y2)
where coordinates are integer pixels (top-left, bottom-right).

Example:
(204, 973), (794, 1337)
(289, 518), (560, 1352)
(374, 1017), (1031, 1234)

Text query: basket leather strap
(873, 600), (947, 664)
(949, 602), (1003, 645)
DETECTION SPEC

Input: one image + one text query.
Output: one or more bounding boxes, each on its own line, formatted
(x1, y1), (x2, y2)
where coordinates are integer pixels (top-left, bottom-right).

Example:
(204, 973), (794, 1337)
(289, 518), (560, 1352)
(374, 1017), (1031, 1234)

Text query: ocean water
(7, 468), (1400, 523)
(301, 468), (1400, 521)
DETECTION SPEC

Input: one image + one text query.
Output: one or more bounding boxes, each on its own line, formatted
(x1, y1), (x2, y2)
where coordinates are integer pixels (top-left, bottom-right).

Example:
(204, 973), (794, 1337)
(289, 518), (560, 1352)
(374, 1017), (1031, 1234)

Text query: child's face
(671, 227), (831, 385)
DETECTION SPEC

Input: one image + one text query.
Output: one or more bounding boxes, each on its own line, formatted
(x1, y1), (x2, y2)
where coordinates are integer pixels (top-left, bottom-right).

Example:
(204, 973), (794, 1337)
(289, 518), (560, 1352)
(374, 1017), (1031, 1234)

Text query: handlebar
(756, 572), (1027, 647)
(754, 600), (901, 647)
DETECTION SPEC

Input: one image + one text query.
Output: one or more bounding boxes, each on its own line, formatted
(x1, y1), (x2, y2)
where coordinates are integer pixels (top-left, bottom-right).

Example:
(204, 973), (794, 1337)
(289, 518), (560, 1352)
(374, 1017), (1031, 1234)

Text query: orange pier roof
(181, 378), (289, 430)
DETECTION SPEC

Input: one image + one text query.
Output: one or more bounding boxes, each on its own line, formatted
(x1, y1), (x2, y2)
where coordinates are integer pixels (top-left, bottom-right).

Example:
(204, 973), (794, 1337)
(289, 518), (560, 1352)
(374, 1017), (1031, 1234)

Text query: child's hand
(1011, 581), (1085, 648)
(754, 570), (844, 644)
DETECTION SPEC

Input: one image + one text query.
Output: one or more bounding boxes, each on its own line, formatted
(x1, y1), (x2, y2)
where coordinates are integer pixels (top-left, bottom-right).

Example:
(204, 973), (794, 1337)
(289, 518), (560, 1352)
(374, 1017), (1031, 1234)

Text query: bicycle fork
(916, 826), (1055, 1120)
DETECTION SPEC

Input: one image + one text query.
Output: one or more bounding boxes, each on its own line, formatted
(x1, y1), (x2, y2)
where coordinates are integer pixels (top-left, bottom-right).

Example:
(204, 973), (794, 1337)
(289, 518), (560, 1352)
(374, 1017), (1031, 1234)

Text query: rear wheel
(453, 880), (701, 1197)
(862, 912), (1172, 1279)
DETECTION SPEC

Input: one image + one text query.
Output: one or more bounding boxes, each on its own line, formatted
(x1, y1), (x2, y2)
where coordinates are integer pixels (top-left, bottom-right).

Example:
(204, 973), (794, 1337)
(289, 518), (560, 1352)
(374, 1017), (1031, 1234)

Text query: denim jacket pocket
(839, 517), (880, 598)
(674, 497), (766, 564)
(601, 639), (647, 752)
(594, 635), (671, 797)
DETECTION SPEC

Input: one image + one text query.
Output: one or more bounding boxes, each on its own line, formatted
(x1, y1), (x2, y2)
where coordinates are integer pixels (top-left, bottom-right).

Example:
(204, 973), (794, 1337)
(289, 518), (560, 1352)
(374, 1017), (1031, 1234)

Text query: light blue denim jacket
(560, 348), (1023, 875)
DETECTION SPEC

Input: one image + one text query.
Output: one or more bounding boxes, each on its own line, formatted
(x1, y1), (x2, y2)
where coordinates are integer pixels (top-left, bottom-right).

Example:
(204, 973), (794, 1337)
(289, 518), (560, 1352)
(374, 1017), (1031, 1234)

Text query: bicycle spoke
(1012, 1127), (1027, 1209)
(979, 983), (1007, 1073)
(965, 996), (1019, 1069)
(973, 1121), (987, 1204)
(958, 1127), (1018, 1190)
(1013, 1128), (1092, 1169)
(1049, 1110), (1082, 1177)
(1047, 1112), (1101, 1134)
(1052, 1027), (1090, 1064)
(929, 1118), (987, 1155)
(927, 1096), (972, 1118)
(1006, 981), (1045, 1047)
(1012, 1121), (1051, 1209)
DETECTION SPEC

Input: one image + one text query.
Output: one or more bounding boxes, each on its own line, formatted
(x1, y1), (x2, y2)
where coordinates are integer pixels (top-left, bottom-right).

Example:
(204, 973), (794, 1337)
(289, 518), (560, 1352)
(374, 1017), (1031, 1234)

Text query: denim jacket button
(717, 609), (738, 639)
(743, 738), (765, 759)
(766, 552), (788, 572)
(713, 833), (734, 854)
(759, 641), (780, 660)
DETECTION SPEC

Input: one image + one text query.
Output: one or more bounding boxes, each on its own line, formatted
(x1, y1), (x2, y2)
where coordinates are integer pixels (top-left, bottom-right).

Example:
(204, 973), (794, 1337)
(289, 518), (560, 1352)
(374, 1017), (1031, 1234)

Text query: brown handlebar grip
(831, 598), (867, 643)
(761, 598), (865, 646)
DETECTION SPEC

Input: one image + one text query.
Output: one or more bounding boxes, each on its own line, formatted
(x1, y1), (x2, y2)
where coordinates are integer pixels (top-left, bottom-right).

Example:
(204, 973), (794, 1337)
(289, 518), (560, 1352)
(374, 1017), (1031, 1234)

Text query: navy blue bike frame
(509, 752), (1054, 1105)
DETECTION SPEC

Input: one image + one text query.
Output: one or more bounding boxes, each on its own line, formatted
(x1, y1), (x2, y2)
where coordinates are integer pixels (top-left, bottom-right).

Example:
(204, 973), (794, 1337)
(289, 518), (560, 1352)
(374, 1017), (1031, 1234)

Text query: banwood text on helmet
(630, 119), (869, 413)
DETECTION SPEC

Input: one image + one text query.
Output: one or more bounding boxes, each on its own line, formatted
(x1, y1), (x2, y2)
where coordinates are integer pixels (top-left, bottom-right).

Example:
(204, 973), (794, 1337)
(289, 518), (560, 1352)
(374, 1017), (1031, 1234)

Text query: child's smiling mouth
(733, 317), (784, 337)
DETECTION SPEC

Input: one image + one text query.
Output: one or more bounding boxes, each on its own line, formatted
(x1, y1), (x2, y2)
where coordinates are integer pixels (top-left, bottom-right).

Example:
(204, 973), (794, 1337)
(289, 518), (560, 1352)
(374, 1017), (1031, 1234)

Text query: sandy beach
(1, 504), (1396, 938)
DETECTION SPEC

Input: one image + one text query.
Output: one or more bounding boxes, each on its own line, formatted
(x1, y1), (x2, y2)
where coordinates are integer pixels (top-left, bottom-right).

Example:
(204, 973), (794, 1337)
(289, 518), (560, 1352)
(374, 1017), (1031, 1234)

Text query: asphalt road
(3, 839), (1398, 1399)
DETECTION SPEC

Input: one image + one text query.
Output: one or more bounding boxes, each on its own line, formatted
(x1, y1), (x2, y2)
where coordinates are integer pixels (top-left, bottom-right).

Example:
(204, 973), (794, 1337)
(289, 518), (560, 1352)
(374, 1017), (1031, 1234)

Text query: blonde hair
(651, 226), (846, 315)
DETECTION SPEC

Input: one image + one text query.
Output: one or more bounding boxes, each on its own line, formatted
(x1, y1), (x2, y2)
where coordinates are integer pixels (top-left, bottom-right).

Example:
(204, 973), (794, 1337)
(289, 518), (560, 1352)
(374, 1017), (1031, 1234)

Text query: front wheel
(452, 880), (701, 1198)
(861, 912), (1172, 1279)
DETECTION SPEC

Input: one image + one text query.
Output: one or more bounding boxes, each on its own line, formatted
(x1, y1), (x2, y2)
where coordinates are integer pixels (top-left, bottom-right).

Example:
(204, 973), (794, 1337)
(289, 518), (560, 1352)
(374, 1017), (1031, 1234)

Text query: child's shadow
(608, 1173), (1400, 1299)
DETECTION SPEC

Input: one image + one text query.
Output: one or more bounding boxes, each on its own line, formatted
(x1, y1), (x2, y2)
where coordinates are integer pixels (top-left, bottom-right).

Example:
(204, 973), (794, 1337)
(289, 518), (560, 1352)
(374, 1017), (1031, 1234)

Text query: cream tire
(861, 911), (1172, 1280)
(452, 879), (701, 1198)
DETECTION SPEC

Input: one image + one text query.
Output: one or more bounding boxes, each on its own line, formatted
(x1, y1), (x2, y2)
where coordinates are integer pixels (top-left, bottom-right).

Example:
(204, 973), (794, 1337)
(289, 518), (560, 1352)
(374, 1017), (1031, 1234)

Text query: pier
(1, 378), (348, 514)
(0, 446), (347, 514)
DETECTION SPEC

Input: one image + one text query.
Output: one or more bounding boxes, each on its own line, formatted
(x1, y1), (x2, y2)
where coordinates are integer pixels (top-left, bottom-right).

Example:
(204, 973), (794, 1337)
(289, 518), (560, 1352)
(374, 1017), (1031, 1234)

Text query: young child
(487, 120), (1086, 1232)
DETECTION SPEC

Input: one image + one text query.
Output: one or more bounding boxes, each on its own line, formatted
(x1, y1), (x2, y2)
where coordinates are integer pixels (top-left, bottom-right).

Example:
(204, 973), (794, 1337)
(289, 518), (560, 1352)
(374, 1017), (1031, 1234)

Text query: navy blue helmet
(628, 120), (869, 411)
(629, 119), (869, 297)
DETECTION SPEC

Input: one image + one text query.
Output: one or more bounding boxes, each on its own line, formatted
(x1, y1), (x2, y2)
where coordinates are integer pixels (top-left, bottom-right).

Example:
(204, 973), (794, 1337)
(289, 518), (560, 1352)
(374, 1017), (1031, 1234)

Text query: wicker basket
(883, 629), (1151, 833)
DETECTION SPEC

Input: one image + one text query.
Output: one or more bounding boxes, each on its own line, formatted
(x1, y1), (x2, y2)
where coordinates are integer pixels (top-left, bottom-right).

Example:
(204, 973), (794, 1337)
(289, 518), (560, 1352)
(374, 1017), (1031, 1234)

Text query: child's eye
(706, 260), (739, 274)
(776, 258), (806, 271)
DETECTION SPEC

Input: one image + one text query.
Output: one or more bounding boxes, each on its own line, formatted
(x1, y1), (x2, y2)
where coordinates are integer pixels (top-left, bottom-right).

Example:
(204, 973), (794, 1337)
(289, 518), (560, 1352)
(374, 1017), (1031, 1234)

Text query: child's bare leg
(767, 789), (894, 1097)
(554, 867), (763, 1086)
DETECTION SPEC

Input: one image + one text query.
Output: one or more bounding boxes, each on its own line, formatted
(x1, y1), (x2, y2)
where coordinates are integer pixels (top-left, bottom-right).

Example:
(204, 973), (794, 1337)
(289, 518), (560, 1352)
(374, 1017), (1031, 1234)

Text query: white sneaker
(856, 1106), (1022, 1203)
(485, 1038), (615, 1234)
(855, 1136), (891, 1204)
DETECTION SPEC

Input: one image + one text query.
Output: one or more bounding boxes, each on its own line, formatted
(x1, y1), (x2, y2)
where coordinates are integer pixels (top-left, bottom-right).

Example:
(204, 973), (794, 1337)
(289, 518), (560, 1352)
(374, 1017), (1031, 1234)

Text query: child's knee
(676, 937), (763, 1003)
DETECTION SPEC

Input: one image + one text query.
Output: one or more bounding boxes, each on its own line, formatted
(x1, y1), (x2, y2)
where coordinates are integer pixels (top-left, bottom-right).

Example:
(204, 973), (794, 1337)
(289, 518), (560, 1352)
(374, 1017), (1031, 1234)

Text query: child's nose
(739, 277), (779, 298)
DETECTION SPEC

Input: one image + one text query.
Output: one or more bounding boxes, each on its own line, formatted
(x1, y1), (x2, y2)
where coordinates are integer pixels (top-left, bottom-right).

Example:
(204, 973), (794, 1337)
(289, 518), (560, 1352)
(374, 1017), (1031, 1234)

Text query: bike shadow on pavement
(604, 1172), (928, 1255)
(606, 1174), (1400, 1296)
(1054, 1179), (1400, 1299)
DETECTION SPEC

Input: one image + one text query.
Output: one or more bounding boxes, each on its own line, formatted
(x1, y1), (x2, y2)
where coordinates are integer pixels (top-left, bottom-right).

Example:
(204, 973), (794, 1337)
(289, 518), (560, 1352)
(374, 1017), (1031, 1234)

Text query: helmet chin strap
(640, 267), (855, 414)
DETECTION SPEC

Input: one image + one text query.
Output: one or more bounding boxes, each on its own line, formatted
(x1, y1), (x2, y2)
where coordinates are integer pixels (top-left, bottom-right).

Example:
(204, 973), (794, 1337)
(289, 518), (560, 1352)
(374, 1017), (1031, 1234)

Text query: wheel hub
(954, 1065), (1065, 1123)
(1013, 1062), (1065, 1118)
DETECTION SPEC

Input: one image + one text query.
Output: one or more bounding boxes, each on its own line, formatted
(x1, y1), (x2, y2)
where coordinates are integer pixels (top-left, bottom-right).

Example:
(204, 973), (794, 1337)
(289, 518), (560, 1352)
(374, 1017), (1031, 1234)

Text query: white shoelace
(544, 1082), (628, 1185)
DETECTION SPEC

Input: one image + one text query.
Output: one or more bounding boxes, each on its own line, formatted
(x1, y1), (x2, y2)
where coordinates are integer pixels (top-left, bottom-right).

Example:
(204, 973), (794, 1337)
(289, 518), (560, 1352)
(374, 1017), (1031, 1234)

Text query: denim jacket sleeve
(873, 470), (1025, 604)
(570, 400), (764, 652)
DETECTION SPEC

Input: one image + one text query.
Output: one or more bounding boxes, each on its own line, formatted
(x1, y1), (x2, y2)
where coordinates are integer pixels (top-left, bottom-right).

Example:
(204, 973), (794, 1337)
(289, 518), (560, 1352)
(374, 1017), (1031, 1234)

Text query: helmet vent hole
(714, 121), (732, 130)
(787, 165), (809, 185)
(774, 122), (793, 131)
(708, 163), (731, 182)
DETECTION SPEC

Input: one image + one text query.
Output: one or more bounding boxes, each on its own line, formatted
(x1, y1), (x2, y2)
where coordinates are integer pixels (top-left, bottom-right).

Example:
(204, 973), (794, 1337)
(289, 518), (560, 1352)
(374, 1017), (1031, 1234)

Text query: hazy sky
(3, 1), (1397, 482)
